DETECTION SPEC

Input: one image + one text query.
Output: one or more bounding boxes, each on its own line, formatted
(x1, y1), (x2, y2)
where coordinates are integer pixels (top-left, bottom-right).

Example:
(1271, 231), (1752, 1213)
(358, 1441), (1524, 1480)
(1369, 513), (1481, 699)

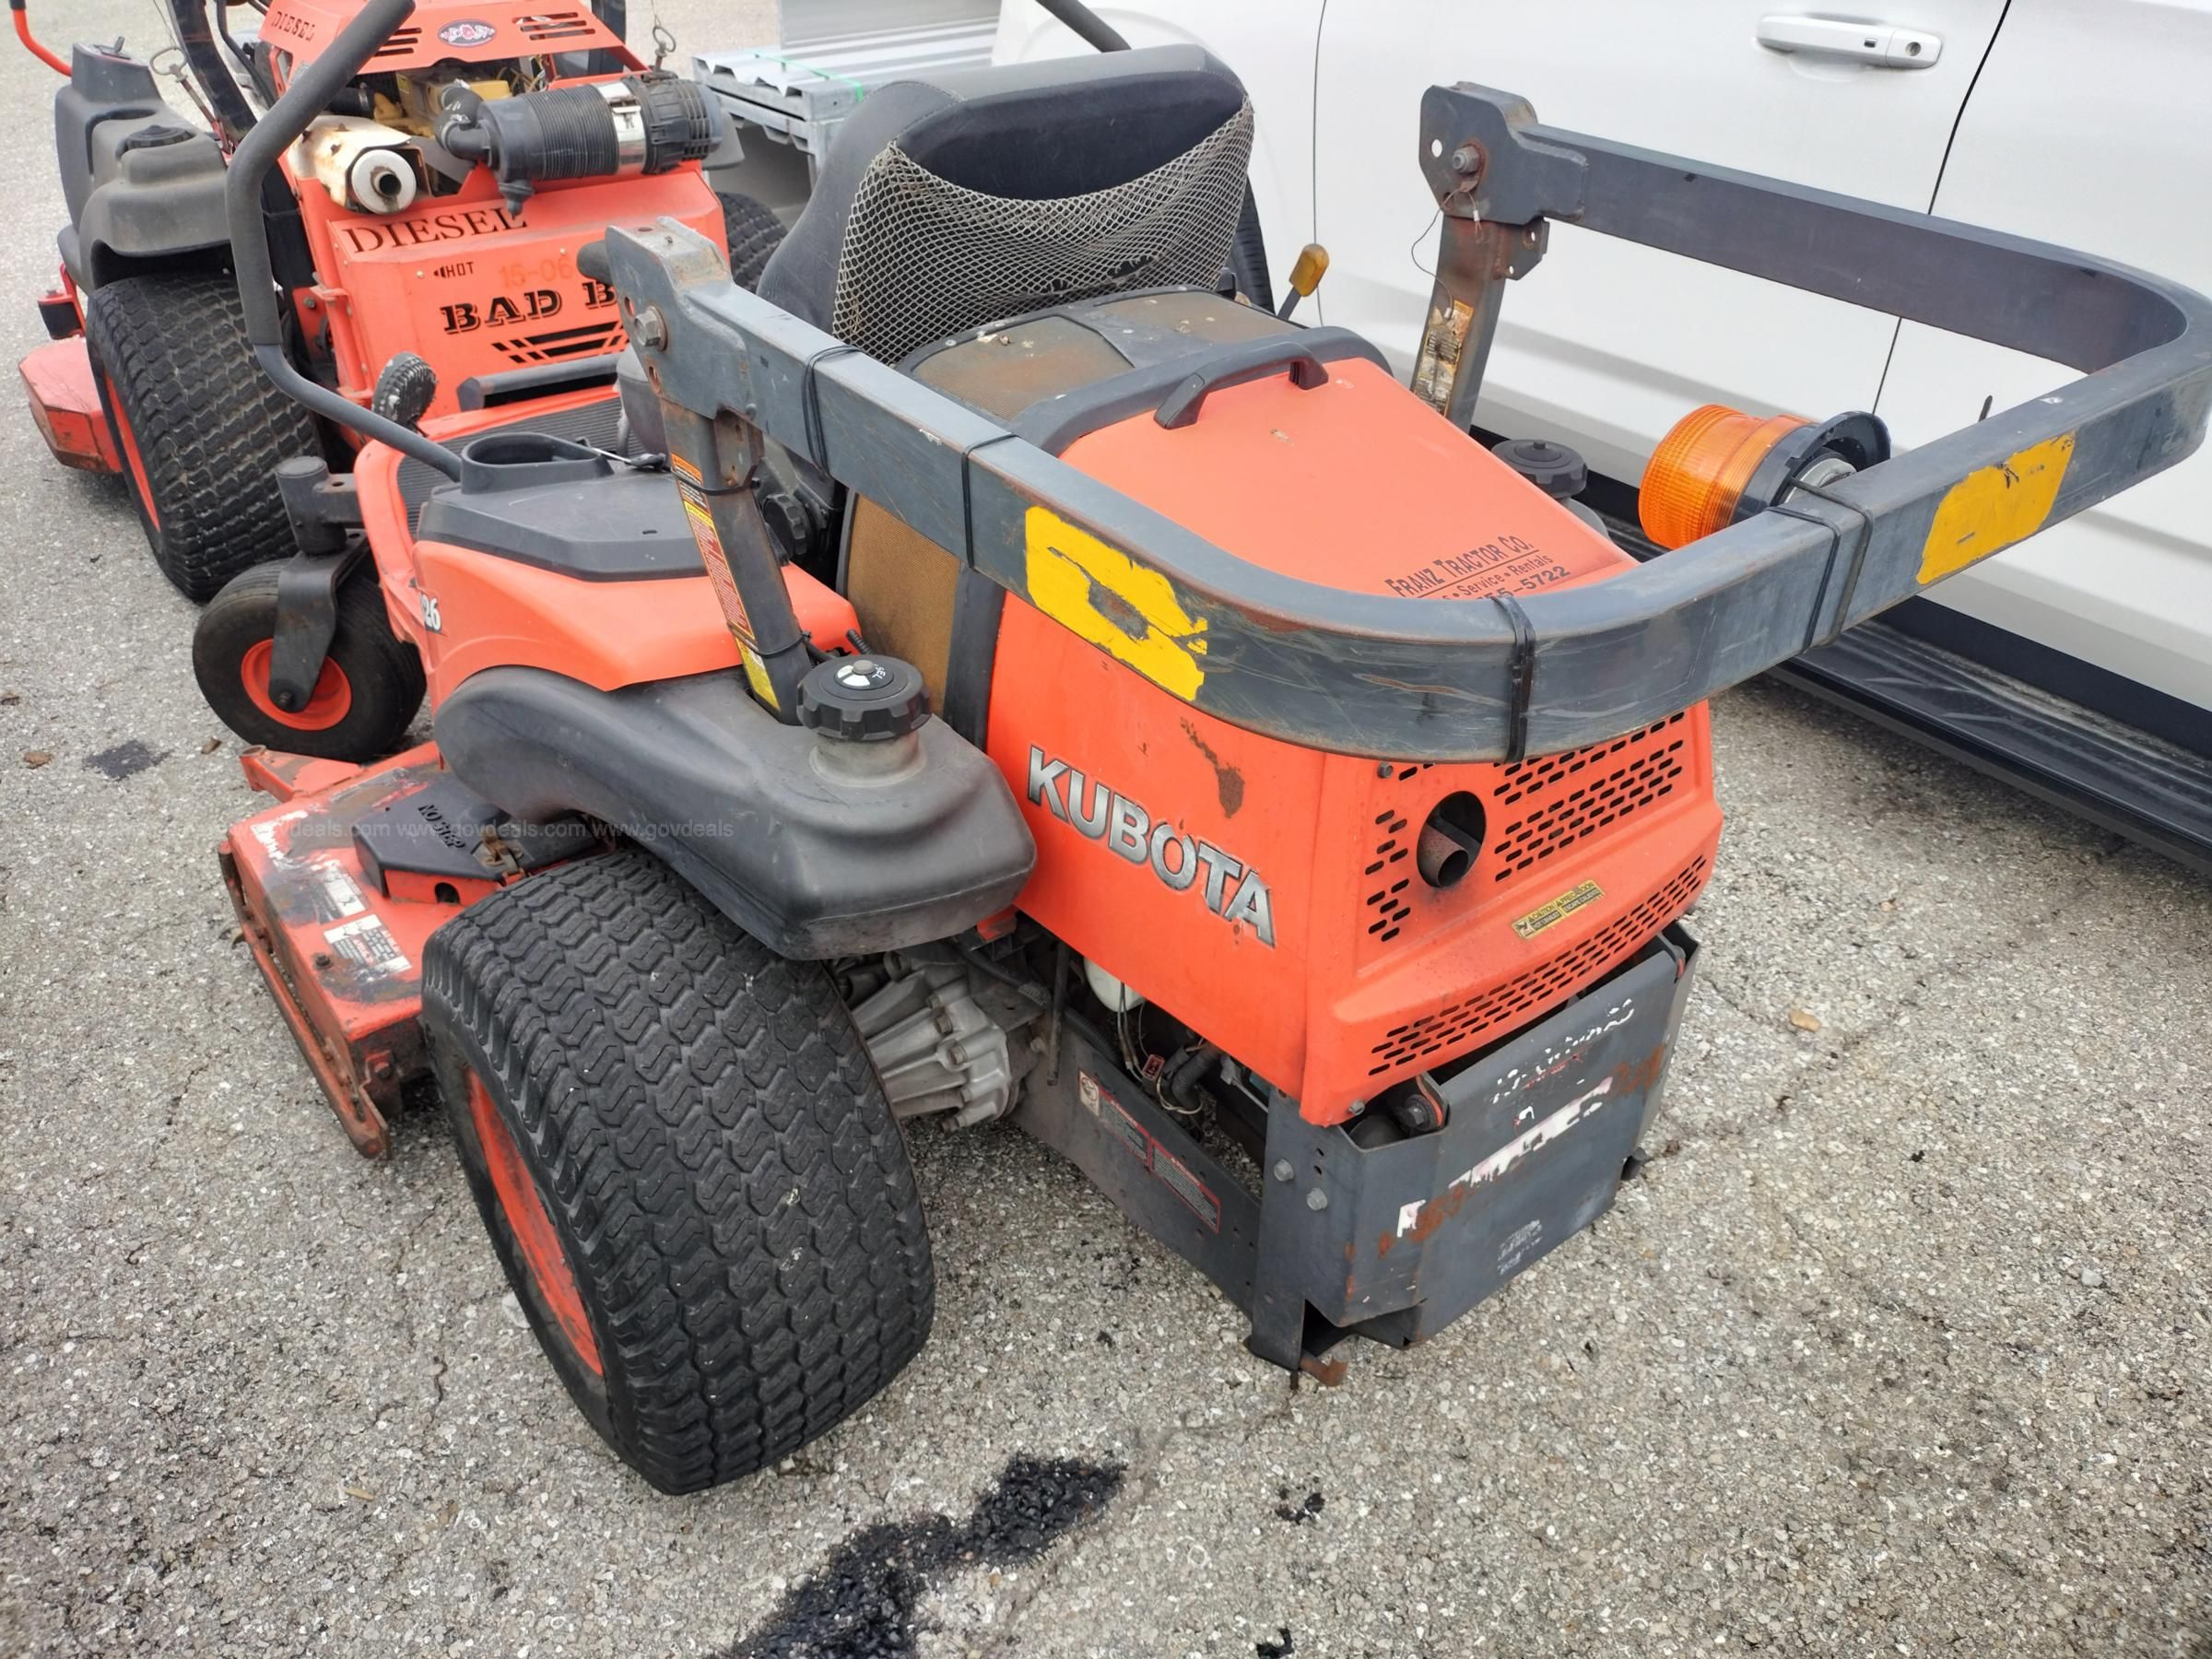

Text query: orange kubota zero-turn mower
(16, 0), (749, 606)
(209, 0), (2210, 1492)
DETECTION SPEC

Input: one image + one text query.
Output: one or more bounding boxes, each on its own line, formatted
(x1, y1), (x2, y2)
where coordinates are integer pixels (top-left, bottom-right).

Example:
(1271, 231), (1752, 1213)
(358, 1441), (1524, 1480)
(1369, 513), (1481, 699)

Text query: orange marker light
(1639, 404), (1808, 549)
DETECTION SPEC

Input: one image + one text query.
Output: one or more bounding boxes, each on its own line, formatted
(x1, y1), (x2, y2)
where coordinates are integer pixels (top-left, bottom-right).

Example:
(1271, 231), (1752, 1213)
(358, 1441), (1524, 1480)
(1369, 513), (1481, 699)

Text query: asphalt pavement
(2, 6), (2207, 1656)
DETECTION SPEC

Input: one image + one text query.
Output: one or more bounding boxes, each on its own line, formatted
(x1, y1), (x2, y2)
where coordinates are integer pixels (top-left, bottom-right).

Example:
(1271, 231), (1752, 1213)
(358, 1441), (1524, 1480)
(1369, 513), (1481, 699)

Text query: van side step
(1774, 620), (2212, 877)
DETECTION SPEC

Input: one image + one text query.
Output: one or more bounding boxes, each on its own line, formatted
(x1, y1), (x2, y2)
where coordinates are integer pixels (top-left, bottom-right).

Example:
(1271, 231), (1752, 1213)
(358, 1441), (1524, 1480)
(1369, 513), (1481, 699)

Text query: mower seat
(757, 47), (1254, 366)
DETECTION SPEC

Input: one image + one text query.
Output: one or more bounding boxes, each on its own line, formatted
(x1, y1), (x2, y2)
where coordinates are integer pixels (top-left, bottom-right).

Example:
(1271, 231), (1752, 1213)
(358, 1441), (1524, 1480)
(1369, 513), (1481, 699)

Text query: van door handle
(1757, 15), (1943, 67)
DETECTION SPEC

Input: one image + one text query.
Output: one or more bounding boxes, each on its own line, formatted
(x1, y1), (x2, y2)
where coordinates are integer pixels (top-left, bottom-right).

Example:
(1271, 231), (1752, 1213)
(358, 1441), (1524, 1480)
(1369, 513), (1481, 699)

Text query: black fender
(58, 47), (230, 289)
(435, 666), (1037, 959)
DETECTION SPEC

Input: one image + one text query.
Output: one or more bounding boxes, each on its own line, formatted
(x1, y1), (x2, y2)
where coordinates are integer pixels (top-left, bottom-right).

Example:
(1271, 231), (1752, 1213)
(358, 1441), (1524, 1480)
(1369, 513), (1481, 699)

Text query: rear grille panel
(1489, 713), (1688, 880)
(493, 320), (625, 366)
(1366, 854), (1707, 1077)
(1362, 806), (1415, 942)
(1358, 763), (1431, 951)
(519, 11), (596, 42)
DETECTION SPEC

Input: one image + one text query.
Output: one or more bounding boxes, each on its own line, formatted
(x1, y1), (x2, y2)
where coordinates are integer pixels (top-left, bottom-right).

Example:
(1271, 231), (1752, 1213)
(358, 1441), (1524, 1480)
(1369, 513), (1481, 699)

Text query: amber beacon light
(1638, 404), (1811, 549)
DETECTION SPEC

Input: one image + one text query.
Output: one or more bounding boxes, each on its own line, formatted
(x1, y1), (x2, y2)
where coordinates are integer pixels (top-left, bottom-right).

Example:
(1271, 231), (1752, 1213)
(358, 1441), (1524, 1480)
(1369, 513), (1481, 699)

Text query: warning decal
(1079, 1070), (1221, 1232)
(1512, 878), (1604, 940)
(324, 914), (411, 975)
(670, 453), (778, 707)
(310, 860), (368, 924)
(1150, 1144), (1222, 1232)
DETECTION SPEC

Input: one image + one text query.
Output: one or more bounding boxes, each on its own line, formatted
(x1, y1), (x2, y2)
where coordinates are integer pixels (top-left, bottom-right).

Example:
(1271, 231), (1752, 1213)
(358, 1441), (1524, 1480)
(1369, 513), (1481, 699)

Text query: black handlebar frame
(609, 80), (2212, 763)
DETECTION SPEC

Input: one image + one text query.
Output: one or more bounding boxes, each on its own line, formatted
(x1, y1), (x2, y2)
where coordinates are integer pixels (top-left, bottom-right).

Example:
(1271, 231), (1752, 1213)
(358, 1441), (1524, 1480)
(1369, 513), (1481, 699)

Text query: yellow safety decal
(1024, 505), (1207, 700)
(1917, 431), (2076, 585)
(670, 455), (779, 708)
(1512, 878), (1604, 941)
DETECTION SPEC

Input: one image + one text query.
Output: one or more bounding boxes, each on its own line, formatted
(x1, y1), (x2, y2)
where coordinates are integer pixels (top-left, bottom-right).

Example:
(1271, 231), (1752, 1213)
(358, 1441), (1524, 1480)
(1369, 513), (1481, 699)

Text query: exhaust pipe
(222, 0), (463, 478)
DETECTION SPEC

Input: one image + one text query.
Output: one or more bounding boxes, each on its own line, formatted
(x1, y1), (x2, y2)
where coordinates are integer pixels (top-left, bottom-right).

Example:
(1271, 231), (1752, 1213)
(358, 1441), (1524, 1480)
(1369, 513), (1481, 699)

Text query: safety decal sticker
(1082, 1071), (1150, 1166)
(1150, 1144), (1222, 1232)
(1079, 1071), (1220, 1232)
(1382, 1075), (1615, 1255)
(1918, 430), (2076, 584)
(309, 860), (368, 924)
(669, 454), (777, 707)
(1512, 877), (1603, 940)
(324, 915), (411, 976)
(1024, 506), (1207, 700)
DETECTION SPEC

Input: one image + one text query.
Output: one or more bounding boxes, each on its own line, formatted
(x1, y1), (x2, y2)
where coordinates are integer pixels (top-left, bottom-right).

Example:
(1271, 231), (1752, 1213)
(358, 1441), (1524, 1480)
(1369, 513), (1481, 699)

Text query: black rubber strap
(680, 473), (755, 497)
(800, 342), (863, 472)
(1790, 480), (1877, 646)
(1763, 500), (1843, 653)
(1489, 593), (1536, 763)
(958, 429), (1022, 568)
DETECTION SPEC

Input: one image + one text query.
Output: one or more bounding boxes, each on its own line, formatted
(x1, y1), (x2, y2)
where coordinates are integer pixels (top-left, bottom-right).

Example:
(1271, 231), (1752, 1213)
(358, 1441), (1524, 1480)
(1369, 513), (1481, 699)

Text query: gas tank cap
(1491, 436), (1589, 500)
(798, 655), (929, 743)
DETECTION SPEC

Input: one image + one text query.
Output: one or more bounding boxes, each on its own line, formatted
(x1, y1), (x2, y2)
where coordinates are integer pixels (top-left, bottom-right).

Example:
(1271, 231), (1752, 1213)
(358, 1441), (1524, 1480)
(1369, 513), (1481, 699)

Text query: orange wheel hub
(467, 1072), (603, 1376)
(103, 376), (160, 529)
(239, 639), (354, 731)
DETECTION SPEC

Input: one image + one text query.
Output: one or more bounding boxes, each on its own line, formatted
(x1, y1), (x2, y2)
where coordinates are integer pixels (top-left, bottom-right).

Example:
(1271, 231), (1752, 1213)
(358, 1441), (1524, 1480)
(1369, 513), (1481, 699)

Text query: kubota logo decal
(1027, 747), (1274, 947)
(438, 19), (498, 46)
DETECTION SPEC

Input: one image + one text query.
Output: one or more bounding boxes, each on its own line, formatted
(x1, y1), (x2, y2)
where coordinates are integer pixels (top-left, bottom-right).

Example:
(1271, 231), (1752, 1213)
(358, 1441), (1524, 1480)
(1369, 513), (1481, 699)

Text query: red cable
(14, 2), (69, 76)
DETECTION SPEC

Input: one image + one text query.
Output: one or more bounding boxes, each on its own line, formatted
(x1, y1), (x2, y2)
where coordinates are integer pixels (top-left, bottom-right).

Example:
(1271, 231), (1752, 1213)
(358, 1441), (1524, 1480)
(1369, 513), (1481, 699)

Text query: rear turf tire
(193, 562), (424, 761)
(718, 191), (787, 290)
(82, 272), (323, 602)
(420, 850), (936, 1495)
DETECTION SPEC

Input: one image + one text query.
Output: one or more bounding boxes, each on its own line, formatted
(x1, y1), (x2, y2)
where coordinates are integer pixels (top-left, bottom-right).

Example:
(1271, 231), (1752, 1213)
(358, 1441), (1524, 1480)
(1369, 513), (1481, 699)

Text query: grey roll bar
(610, 82), (2212, 763)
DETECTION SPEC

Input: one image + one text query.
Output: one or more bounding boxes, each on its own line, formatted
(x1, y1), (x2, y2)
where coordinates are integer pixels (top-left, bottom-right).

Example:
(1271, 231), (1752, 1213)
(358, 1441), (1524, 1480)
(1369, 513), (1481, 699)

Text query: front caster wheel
(193, 562), (424, 760)
(420, 849), (936, 1495)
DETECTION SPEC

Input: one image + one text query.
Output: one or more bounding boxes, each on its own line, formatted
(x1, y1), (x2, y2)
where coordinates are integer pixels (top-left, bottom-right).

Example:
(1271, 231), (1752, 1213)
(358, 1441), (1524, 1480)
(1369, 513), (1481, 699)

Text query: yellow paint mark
(1512, 878), (1604, 941)
(1918, 431), (2076, 584)
(1024, 506), (1207, 700)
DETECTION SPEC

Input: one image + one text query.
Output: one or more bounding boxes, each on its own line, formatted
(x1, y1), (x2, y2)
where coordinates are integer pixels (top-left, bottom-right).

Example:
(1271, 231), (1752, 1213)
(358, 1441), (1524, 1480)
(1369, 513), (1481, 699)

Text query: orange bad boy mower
(17, 0), (737, 602)
(212, 0), (2209, 1491)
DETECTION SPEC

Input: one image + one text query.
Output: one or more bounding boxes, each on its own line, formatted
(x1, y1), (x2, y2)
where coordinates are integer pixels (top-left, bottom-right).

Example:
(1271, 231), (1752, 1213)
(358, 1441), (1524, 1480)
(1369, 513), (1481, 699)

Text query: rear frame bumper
(1015, 924), (1700, 1378)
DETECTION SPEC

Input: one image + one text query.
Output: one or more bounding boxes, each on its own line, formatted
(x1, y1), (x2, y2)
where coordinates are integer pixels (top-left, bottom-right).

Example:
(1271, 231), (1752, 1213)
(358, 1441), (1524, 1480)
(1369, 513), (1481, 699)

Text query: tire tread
(83, 272), (323, 601)
(422, 850), (934, 1494)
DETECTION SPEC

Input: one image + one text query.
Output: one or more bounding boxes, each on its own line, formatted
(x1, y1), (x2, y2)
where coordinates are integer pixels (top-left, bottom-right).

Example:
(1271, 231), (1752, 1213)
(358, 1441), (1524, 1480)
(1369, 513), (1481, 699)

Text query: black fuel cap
(1491, 436), (1589, 500)
(798, 655), (929, 742)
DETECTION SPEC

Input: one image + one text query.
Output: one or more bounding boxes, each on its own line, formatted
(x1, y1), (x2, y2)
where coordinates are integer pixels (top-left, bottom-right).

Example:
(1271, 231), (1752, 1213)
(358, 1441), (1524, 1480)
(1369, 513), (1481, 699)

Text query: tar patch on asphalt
(723, 1453), (1124, 1657)
(84, 738), (164, 780)
(1273, 1487), (1324, 1524)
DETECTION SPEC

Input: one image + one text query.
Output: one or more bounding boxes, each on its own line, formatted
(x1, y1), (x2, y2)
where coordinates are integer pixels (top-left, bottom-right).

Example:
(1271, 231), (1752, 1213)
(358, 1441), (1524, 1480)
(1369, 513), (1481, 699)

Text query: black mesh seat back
(758, 47), (1253, 366)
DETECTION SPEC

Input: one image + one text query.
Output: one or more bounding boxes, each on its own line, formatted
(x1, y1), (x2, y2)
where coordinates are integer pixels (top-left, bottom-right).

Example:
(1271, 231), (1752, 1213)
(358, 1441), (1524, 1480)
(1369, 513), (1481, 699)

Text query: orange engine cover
(258, 2), (622, 76)
(985, 359), (1722, 1123)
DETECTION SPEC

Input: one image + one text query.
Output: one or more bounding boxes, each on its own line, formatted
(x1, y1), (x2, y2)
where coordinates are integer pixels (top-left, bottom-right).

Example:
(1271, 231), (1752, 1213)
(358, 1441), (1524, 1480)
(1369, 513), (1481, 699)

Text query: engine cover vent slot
(1489, 712), (1688, 880)
(1367, 854), (1707, 1076)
